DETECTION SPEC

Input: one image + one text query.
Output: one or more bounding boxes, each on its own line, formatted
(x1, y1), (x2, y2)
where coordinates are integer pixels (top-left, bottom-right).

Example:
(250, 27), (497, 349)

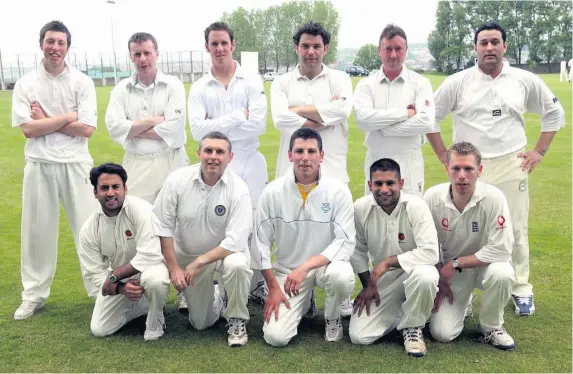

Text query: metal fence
(0, 50), (213, 89)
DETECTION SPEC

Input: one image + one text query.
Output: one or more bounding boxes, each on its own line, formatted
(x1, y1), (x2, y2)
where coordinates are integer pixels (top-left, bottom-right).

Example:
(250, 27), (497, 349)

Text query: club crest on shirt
(398, 232), (406, 242)
(441, 217), (451, 231)
(519, 178), (528, 192)
(125, 230), (134, 240)
(321, 203), (331, 213)
(496, 215), (506, 230)
(472, 221), (479, 233)
(215, 205), (226, 216)
(175, 109), (181, 114)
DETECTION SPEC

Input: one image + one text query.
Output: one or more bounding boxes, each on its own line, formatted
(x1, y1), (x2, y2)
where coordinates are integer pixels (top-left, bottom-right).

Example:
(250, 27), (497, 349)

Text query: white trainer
(324, 317), (343, 342)
(402, 327), (427, 357)
(227, 318), (248, 347)
(340, 297), (353, 318)
(478, 325), (515, 350)
(177, 291), (188, 314)
(14, 301), (45, 320)
(248, 280), (268, 305)
(144, 313), (165, 341)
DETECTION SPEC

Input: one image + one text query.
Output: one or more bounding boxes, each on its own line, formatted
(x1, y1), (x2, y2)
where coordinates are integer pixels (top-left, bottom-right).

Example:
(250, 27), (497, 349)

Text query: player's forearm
(127, 117), (160, 138)
(20, 113), (75, 138)
(533, 131), (557, 155)
(57, 122), (95, 138)
(111, 262), (140, 280)
(135, 128), (163, 140)
(194, 246), (233, 267)
(160, 237), (180, 271)
(426, 132), (448, 160)
(297, 255), (330, 274)
(262, 269), (281, 291)
(290, 105), (323, 123)
(453, 254), (488, 269)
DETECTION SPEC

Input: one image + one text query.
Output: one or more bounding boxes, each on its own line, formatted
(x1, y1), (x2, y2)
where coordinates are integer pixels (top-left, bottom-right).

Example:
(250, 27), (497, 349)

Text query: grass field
(0, 74), (571, 373)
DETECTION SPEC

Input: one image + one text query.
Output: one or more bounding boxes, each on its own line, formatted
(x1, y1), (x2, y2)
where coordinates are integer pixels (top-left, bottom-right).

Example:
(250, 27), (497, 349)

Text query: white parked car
(263, 72), (279, 81)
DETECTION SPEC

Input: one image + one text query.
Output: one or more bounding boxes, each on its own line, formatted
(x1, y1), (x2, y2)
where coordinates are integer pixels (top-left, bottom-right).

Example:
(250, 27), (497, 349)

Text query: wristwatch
(452, 258), (462, 273)
(109, 273), (119, 283)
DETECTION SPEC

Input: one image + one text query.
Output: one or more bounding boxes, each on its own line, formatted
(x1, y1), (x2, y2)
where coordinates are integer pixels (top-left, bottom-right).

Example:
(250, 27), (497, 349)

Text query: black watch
(452, 258), (462, 273)
(109, 273), (119, 283)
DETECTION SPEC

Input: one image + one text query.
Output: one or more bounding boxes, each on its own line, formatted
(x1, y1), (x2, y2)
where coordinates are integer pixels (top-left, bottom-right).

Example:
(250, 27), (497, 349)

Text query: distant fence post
(0, 49), (5, 90)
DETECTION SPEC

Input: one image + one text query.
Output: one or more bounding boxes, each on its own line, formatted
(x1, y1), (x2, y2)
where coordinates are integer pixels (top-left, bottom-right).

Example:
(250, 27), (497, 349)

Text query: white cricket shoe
(177, 291), (188, 314)
(14, 301), (45, 320)
(227, 318), (248, 347)
(478, 325), (515, 350)
(144, 313), (165, 341)
(324, 317), (343, 342)
(340, 297), (353, 318)
(402, 327), (427, 357)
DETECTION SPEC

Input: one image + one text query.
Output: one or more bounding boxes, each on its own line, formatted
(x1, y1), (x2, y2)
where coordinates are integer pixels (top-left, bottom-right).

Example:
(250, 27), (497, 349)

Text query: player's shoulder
(354, 194), (374, 211)
(401, 192), (429, 209)
(190, 73), (212, 90)
(476, 181), (507, 205)
(80, 211), (99, 237)
(423, 183), (450, 204)
(263, 175), (288, 194)
(355, 72), (376, 88)
(167, 163), (200, 184)
(124, 195), (153, 213)
(405, 68), (429, 84)
(68, 66), (94, 86)
(158, 72), (184, 88)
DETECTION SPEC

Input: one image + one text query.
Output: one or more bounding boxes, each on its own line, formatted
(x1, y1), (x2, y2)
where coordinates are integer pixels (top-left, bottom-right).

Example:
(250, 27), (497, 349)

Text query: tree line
(428, 0), (572, 73)
(221, 1), (340, 72)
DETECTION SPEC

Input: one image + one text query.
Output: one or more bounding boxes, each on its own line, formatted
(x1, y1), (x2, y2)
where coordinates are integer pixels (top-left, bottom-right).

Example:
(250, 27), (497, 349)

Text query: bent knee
(264, 330), (291, 347)
(223, 253), (250, 274)
(349, 329), (375, 345)
(91, 322), (116, 338)
(410, 265), (439, 286)
(486, 262), (515, 283)
(430, 324), (461, 343)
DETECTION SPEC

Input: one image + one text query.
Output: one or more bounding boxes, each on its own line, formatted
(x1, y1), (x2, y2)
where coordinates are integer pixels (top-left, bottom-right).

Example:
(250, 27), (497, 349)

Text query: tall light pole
(106, 0), (118, 85)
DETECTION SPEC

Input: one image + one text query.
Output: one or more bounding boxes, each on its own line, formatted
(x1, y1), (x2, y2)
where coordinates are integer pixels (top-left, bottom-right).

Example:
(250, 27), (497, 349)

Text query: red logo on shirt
(125, 230), (133, 238)
(497, 216), (506, 229)
(441, 217), (450, 231)
(425, 100), (430, 107)
(398, 233), (406, 242)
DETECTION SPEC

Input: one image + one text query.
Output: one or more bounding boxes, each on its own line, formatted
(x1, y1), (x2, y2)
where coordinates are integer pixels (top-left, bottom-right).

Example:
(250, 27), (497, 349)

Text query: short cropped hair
(379, 24), (407, 46)
(370, 158), (401, 180)
(289, 128), (323, 152)
(474, 21), (507, 45)
(204, 22), (234, 43)
(128, 32), (158, 51)
(90, 163), (128, 189)
(447, 142), (482, 165)
(199, 131), (232, 152)
(293, 21), (330, 45)
(39, 20), (71, 48)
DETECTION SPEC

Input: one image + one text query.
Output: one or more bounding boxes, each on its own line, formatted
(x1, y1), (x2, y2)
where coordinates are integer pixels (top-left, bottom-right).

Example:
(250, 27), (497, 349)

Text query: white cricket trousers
(227, 149), (268, 292)
(430, 262), (515, 342)
(263, 261), (355, 347)
(122, 147), (189, 204)
(364, 148), (424, 197)
(480, 149), (531, 296)
(90, 264), (170, 337)
(560, 66), (568, 82)
(21, 161), (96, 302)
(176, 250), (253, 330)
(349, 265), (439, 345)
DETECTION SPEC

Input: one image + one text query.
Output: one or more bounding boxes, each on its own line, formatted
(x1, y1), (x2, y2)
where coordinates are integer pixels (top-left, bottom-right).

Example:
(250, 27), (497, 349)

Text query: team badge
(472, 221), (479, 232)
(215, 205), (226, 216)
(497, 215), (506, 229)
(175, 109), (181, 114)
(125, 230), (133, 238)
(398, 233), (406, 242)
(553, 97), (558, 103)
(441, 217), (451, 231)
(492, 109), (501, 116)
(425, 99), (430, 107)
(321, 203), (331, 213)
(519, 178), (528, 192)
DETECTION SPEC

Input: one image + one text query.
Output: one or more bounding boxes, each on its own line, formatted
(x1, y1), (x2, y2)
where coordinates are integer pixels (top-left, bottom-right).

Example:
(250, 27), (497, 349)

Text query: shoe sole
(494, 344), (516, 351)
(229, 338), (248, 347)
(407, 352), (426, 358)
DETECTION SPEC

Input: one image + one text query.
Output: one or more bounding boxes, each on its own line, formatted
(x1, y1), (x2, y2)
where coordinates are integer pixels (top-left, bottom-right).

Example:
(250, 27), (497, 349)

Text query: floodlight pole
(106, 0), (119, 85)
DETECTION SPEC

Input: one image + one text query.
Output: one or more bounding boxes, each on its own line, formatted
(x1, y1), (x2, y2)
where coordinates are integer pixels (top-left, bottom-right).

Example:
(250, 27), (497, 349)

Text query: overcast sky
(0, 0), (437, 56)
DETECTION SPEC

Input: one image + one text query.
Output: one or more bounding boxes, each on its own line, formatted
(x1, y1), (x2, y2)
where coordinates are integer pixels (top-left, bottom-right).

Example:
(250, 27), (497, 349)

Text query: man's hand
(264, 287), (291, 324)
(433, 281), (454, 312)
(283, 267), (308, 297)
(150, 116), (165, 125)
(185, 260), (206, 286)
(120, 279), (144, 301)
(101, 277), (115, 296)
(169, 265), (190, 291)
(371, 260), (391, 282)
(407, 104), (416, 118)
(302, 119), (325, 131)
(517, 149), (543, 174)
(30, 103), (48, 120)
(439, 261), (456, 286)
(352, 284), (380, 317)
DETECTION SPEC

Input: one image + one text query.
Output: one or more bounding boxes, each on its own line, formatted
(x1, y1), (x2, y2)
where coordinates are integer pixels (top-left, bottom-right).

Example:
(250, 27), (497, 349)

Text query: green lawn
(0, 75), (571, 372)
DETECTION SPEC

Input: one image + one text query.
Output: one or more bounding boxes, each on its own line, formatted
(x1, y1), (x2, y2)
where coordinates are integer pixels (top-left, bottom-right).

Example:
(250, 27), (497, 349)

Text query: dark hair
(370, 158), (401, 180)
(199, 131), (232, 152)
(204, 22), (234, 43)
(447, 142), (482, 165)
(293, 21), (330, 45)
(39, 20), (71, 48)
(128, 32), (158, 52)
(474, 21), (506, 45)
(379, 24), (407, 46)
(289, 128), (323, 152)
(90, 163), (128, 189)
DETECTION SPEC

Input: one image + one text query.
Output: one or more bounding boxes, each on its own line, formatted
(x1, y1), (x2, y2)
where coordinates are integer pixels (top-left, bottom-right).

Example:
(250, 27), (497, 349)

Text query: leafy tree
(353, 44), (380, 71)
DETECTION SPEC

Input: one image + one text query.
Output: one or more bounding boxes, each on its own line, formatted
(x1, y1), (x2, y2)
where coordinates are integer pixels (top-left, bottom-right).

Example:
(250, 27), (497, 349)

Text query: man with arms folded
(270, 20), (354, 316)
(79, 163), (169, 341)
(12, 20), (98, 320)
(152, 132), (253, 347)
(251, 128), (356, 346)
(188, 21), (268, 307)
(354, 24), (435, 197)
(349, 158), (439, 357)
(427, 21), (565, 316)
(105, 32), (188, 204)
(424, 142), (516, 350)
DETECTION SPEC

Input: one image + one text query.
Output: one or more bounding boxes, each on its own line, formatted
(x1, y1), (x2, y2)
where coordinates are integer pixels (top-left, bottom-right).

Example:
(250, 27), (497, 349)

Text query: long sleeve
(78, 221), (108, 299)
(380, 79), (435, 137)
(227, 77), (267, 141)
(219, 190), (253, 253)
(105, 85), (134, 146)
(525, 75), (565, 132)
(77, 78), (98, 127)
(270, 77), (306, 131)
(320, 187), (356, 262)
(315, 73), (353, 127)
(475, 195), (514, 263)
(432, 75), (458, 133)
(129, 202), (165, 272)
(251, 190), (275, 270)
(349, 204), (371, 274)
(151, 176), (178, 238)
(354, 78), (408, 131)
(152, 80), (187, 147)
(396, 200), (440, 274)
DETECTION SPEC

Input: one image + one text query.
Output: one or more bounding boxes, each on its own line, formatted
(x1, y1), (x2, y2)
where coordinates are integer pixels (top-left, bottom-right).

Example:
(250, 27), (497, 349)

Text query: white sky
(0, 0), (437, 56)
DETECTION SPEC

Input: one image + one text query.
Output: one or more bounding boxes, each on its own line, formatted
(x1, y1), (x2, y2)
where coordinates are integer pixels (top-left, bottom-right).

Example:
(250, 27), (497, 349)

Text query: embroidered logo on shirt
(398, 233), (406, 242)
(492, 109), (501, 116)
(472, 221), (479, 232)
(215, 205), (226, 216)
(175, 109), (181, 114)
(496, 215), (506, 230)
(125, 230), (134, 240)
(553, 97), (558, 103)
(321, 203), (331, 213)
(425, 100), (430, 107)
(519, 178), (528, 192)
(441, 217), (451, 231)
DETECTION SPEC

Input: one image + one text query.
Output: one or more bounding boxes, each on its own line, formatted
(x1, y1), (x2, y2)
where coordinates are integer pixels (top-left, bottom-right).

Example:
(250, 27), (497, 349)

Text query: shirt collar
(205, 61), (244, 84)
(128, 69), (168, 88)
(39, 59), (70, 79)
(476, 60), (511, 80)
(378, 66), (409, 84)
(287, 165), (323, 185)
(439, 181), (487, 209)
(190, 164), (230, 186)
(294, 64), (328, 81)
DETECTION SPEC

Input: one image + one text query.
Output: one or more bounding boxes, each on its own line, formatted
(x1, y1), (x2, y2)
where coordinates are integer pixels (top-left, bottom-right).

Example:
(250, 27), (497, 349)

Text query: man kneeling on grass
(79, 163), (169, 341)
